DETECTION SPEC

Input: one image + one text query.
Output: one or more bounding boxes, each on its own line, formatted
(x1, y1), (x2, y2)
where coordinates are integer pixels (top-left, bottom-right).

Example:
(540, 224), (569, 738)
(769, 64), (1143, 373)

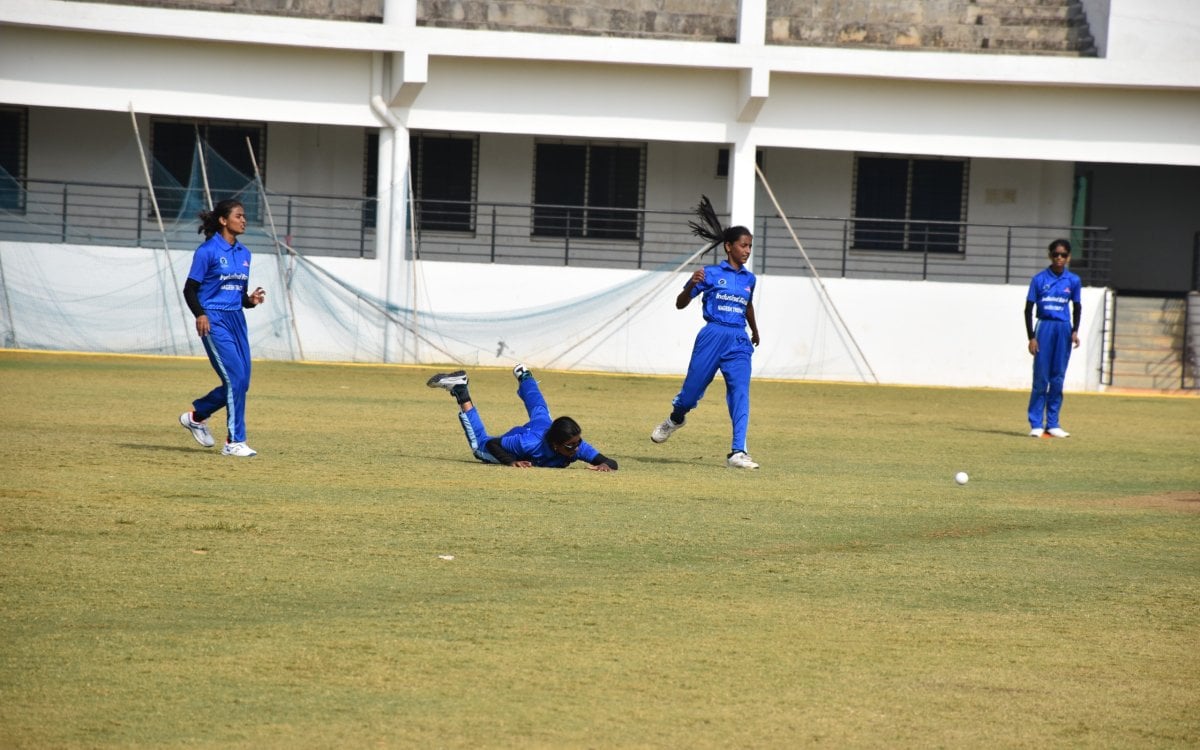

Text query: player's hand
(689, 270), (706, 286)
(511, 460), (533, 469)
(751, 331), (760, 347)
(248, 287), (266, 306)
(195, 314), (210, 337)
(588, 463), (614, 472)
(1027, 339), (1038, 355)
(1071, 332), (1080, 349)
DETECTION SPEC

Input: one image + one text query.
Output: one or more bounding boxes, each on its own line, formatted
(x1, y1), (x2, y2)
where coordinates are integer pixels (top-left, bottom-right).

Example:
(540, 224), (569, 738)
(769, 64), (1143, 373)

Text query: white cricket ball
(954, 471), (969, 485)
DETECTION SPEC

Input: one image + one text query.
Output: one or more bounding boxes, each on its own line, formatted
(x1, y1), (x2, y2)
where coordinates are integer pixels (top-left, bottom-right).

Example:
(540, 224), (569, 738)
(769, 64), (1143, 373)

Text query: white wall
(0, 242), (1103, 394)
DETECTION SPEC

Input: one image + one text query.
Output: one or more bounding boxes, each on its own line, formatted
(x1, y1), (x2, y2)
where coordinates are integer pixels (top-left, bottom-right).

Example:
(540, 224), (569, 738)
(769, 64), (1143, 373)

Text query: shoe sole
(426, 371), (467, 388)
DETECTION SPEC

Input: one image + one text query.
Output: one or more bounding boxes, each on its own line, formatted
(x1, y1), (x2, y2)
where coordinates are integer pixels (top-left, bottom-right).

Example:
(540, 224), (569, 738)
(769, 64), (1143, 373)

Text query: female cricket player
(1025, 238), (1082, 438)
(649, 196), (761, 469)
(178, 198), (266, 457)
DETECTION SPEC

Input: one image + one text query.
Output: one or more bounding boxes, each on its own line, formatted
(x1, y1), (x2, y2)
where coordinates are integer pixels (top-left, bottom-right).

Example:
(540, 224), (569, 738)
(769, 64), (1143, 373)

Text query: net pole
(246, 137), (304, 360)
(194, 127), (213, 210)
(754, 163), (878, 384)
(129, 103), (191, 355)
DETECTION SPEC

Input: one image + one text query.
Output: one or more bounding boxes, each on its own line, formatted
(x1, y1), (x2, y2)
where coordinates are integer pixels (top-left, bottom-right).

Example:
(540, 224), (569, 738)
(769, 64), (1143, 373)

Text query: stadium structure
(0, 0), (1197, 390)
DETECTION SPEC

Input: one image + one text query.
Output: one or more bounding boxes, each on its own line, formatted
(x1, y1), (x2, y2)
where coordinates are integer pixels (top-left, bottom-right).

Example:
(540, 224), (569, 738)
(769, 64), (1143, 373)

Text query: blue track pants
(458, 378), (547, 464)
(193, 308), (252, 444)
(672, 322), (755, 453)
(1027, 319), (1073, 430)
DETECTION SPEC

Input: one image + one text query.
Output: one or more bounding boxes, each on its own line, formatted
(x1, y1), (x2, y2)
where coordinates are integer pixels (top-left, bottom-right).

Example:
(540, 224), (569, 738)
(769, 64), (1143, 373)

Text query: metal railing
(0, 179), (1113, 286)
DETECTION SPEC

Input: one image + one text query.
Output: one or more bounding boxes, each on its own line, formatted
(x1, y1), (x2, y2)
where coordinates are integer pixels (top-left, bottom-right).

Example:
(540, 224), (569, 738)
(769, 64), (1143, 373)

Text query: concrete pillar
(727, 133), (759, 272)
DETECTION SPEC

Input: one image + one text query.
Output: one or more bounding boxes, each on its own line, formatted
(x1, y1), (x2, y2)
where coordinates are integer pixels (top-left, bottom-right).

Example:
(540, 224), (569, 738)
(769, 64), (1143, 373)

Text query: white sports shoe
(513, 363), (533, 382)
(650, 416), (684, 443)
(1029, 428), (1045, 438)
(1046, 427), (1070, 438)
(727, 451), (760, 469)
(426, 370), (468, 390)
(179, 411), (215, 448)
(222, 441), (257, 457)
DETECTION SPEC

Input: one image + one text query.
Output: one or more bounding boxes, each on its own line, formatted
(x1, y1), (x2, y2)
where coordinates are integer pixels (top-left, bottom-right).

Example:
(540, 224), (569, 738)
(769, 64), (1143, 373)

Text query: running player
(650, 196), (761, 469)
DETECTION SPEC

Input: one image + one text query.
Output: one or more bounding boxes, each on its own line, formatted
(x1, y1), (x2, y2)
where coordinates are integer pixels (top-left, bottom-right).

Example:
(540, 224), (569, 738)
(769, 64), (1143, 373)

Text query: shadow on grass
(118, 443), (210, 454)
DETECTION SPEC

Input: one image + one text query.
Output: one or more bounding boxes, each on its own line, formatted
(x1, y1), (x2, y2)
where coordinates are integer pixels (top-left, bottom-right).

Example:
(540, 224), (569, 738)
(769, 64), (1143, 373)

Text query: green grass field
(2, 350), (1198, 748)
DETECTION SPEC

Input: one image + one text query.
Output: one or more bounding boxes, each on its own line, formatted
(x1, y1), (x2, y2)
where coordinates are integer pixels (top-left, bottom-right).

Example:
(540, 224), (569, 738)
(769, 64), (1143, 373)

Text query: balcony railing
(0, 179), (1112, 286)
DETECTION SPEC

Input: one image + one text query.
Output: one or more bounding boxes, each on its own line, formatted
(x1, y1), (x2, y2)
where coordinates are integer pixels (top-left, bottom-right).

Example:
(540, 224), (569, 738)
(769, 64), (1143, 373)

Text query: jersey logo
(717, 278), (727, 287)
(219, 256), (228, 267)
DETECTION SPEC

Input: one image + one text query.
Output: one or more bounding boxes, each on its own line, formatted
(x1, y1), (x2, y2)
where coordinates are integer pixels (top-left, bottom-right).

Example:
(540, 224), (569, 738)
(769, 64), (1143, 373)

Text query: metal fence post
(758, 215), (767, 274)
(1004, 227), (1013, 284)
(490, 206), (497, 263)
(136, 190), (144, 247)
(840, 220), (849, 278)
(60, 184), (68, 243)
(921, 225), (930, 280)
(637, 210), (645, 270)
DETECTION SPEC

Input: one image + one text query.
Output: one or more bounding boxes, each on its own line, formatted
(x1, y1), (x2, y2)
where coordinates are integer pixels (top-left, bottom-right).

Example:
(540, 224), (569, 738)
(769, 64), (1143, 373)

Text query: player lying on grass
(427, 364), (618, 471)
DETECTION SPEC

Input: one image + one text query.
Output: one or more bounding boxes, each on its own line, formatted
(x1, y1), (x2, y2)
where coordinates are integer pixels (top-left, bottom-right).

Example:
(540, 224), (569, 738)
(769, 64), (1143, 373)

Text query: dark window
(853, 155), (968, 252)
(716, 147), (764, 178)
(150, 119), (265, 222)
(411, 133), (477, 232)
(533, 141), (644, 240)
(364, 132), (378, 229)
(0, 107), (28, 212)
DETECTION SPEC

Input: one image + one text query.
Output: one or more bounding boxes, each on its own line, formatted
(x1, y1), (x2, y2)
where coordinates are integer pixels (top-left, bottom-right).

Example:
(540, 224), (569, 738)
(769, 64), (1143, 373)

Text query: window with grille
(533, 141), (645, 240)
(853, 155), (968, 253)
(411, 133), (477, 232)
(0, 107), (28, 212)
(150, 118), (265, 222)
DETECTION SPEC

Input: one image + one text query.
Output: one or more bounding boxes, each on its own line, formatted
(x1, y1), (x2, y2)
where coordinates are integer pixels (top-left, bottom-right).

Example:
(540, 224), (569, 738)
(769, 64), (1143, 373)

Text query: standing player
(427, 364), (618, 471)
(178, 198), (266, 457)
(1025, 238), (1082, 438)
(649, 196), (761, 469)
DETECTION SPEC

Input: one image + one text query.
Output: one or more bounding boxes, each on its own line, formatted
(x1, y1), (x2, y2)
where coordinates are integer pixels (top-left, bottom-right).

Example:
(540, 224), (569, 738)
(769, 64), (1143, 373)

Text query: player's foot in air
(179, 411), (215, 448)
(427, 370), (468, 391)
(650, 416), (684, 443)
(513, 364), (533, 382)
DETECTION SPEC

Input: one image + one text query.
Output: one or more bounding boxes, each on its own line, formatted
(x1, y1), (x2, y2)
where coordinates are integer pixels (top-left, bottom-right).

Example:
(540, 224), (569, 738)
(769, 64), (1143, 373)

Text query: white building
(1, 0), (1197, 389)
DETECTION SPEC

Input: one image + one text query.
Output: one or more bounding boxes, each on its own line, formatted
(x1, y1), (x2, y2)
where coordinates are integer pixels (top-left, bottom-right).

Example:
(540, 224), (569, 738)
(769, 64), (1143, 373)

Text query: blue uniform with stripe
(457, 378), (600, 467)
(187, 234), (254, 444)
(672, 260), (757, 453)
(1026, 266), (1081, 430)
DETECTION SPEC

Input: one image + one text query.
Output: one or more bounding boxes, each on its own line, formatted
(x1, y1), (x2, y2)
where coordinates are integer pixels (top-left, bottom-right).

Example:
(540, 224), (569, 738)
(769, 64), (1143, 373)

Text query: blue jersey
(689, 260), (756, 328)
(497, 428), (600, 468)
(1026, 267), (1081, 323)
(187, 235), (253, 312)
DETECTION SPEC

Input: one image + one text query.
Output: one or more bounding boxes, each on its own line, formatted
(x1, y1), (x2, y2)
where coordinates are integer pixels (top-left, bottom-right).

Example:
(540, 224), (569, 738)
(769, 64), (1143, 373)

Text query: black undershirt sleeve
(182, 278), (205, 318)
(1024, 300), (1036, 340)
(1072, 301), (1082, 333)
(484, 438), (518, 466)
(589, 453), (618, 471)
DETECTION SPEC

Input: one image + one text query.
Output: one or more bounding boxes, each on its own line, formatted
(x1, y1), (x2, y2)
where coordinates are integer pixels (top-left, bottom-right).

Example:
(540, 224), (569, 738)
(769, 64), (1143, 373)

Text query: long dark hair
(197, 199), (243, 240)
(688, 195), (750, 248)
(547, 416), (582, 446)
